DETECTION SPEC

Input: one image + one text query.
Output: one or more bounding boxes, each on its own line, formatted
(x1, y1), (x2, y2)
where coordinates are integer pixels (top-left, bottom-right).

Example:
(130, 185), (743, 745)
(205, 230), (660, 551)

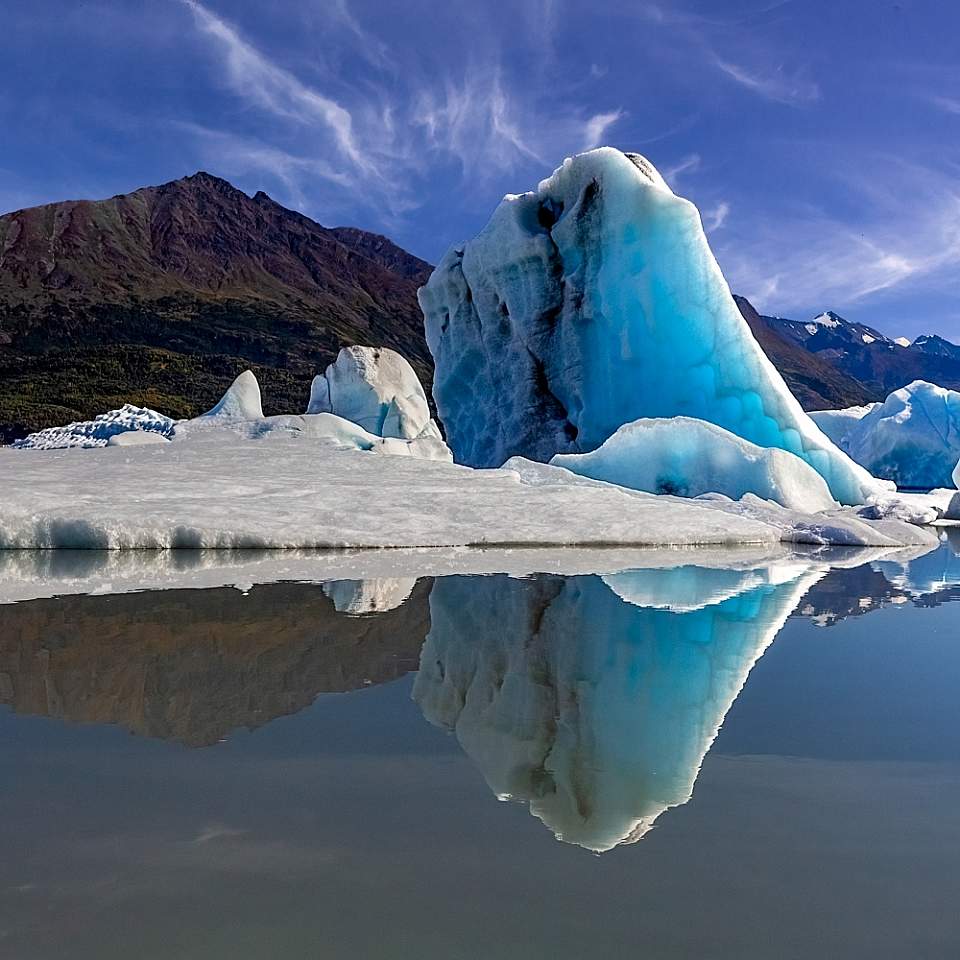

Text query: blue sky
(3, 0), (959, 339)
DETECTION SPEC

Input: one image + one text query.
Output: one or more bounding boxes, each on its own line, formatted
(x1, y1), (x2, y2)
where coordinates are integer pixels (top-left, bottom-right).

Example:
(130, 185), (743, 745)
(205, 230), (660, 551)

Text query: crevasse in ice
(418, 147), (884, 505)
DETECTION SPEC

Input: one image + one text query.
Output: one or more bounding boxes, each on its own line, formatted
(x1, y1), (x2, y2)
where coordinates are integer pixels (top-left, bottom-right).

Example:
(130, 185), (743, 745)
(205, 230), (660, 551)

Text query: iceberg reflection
(414, 563), (822, 852)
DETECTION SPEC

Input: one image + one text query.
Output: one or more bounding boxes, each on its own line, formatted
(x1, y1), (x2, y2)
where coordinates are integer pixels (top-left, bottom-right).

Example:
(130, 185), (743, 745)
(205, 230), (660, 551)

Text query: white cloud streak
(717, 160), (960, 315)
(582, 109), (624, 150)
(661, 153), (701, 186)
(703, 201), (730, 232)
(179, 0), (373, 176)
(713, 57), (820, 104)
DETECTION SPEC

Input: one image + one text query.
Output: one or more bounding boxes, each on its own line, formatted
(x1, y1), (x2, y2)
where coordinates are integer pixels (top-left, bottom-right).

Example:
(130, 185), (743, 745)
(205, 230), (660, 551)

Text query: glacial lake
(1, 542), (959, 958)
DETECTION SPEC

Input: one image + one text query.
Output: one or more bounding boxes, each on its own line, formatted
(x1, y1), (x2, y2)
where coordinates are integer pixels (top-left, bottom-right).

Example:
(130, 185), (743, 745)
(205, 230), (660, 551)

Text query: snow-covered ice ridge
(419, 147), (883, 505)
(12, 404), (175, 449)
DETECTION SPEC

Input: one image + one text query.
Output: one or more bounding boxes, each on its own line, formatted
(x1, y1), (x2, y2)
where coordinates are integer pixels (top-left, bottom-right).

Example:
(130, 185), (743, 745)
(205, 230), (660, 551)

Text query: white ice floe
(419, 147), (884, 505)
(812, 381), (960, 489)
(551, 417), (837, 513)
(307, 346), (442, 441)
(0, 432), (937, 551)
(12, 404), (175, 450)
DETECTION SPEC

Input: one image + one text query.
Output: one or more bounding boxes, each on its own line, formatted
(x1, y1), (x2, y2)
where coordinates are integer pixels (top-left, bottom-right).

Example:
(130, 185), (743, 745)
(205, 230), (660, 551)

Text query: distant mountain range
(1, 172), (958, 440)
(735, 296), (960, 410)
(0, 172), (432, 441)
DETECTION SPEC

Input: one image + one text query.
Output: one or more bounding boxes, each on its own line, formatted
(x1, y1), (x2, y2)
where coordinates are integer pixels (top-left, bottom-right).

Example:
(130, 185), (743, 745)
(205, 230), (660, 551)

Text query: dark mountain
(0, 173), (433, 441)
(912, 334), (960, 362)
(734, 296), (877, 409)
(738, 297), (960, 408)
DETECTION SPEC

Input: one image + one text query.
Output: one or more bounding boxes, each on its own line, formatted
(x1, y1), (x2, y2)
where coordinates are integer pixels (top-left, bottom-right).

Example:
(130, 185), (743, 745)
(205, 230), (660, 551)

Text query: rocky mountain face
(0, 173), (433, 441)
(734, 296), (876, 410)
(736, 296), (960, 409)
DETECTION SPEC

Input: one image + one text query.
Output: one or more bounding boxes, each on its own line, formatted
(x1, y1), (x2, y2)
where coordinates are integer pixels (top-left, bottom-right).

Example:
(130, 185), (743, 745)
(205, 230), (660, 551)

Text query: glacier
(551, 417), (837, 512)
(418, 147), (884, 505)
(811, 381), (960, 489)
(413, 563), (821, 851)
(307, 345), (442, 441)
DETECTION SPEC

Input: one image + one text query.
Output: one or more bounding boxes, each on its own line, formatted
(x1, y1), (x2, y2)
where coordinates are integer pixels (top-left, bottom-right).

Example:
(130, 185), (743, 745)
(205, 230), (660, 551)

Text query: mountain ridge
(0, 172), (433, 440)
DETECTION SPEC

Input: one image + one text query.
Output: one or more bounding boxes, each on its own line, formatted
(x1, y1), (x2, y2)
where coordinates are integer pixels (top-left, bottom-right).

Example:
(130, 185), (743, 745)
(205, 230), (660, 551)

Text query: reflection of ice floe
(0, 543), (839, 606)
(602, 561), (812, 613)
(414, 564), (822, 852)
(323, 578), (417, 614)
(791, 535), (960, 626)
(873, 530), (960, 598)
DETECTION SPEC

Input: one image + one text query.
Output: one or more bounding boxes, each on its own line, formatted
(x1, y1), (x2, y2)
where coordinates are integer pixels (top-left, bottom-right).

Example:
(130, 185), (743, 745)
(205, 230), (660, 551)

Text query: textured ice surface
(184, 412), (452, 462)
(419, 147), (883, 505)
(0, 432), (937, 550)
(413, 564), (820, 851)
(307, 346), (442, 441)
(814, 382), (960, 488)
(12, 404), (174, 449)
(551, 417), (837, 512)
(809, 404), (879, 447)
(198, 370), (264, 422)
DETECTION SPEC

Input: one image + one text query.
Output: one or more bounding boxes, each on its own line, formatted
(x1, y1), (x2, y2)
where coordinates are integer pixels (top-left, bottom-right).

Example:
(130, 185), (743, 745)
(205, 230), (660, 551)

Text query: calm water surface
(1, 544), (959, 958)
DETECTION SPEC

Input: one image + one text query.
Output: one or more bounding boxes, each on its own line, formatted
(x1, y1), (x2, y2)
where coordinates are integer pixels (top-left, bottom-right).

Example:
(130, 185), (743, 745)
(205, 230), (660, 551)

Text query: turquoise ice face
(419, 148), (882, 504)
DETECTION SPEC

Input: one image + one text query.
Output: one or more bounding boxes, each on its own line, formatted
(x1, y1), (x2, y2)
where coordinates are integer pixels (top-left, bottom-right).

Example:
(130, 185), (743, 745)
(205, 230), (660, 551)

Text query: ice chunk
(815, 381), (960, 489)
(11, 404), (175, 450)
(551, 417), (837, 512)
(413, 565), (820, 851)
(322, 578), (417, 614)
(419, 147), (883, 504)
(107, 431), (170, 447)
(809, 403), (880, 447)
(198, 370), (264, 421)
(307, 346), (441, 441)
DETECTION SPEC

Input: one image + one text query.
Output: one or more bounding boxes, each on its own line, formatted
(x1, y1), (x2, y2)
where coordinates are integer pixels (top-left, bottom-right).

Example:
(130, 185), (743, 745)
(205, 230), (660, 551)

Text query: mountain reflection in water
(2, 539), (959, 851)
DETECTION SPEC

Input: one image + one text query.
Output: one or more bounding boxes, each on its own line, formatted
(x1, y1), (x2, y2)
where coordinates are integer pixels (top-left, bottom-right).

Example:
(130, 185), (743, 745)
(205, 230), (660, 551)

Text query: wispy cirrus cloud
(715, 157), (960, 317)
(703, 201), (730, 232)
(713, 56), (820, 104)
(179, 0), (372, 176)
(931, 94), (960, 115)
(581, 109), (624, 150)
(661, 153), (701, 186)
(177, 0), (627, 211)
